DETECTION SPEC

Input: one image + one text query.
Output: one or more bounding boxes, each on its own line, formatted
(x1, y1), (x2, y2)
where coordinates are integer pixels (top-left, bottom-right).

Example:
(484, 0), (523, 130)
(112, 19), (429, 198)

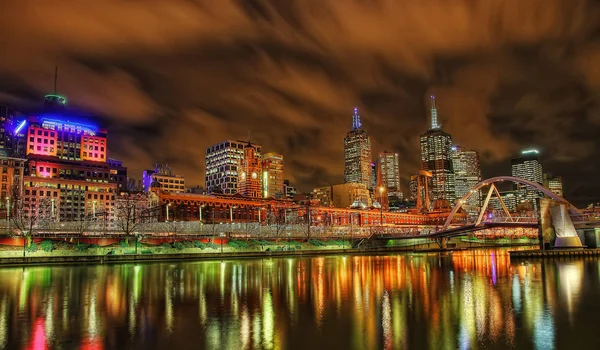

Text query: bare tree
(267, 208), (290, 242)
(11, 197), (52, 250)
(115, 193), (149, 244)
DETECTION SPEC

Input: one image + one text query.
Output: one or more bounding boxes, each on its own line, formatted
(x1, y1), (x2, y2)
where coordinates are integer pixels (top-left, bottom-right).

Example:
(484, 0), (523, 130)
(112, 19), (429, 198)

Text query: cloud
(1, 0), (600, 206)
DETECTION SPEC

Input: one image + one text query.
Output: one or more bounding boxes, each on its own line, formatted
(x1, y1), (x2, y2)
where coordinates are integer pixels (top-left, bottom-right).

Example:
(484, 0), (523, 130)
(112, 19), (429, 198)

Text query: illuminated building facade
(378, 151), (402, 200)
(283, 179), (296, 199)
(0, 105), (23, 155)
(262, 152), (284, 198)
(543, 173), (563, 197)
(511, 149), (543, 205)
(344, 108), (372, 188)
(419, 96), (455, 202)
(142, 164), (185, 194)
(451, 145), (481, 208)
(0, 153), (26, 218)
(205, 140), (261, 194)
(20, 112), (124, 221)
(238, 142), (262, 198)
(313, 183), (372, 209)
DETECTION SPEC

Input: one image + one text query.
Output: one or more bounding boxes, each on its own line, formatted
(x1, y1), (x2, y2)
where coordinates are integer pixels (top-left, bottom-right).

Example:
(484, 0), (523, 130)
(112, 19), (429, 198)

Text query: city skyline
(2, 1), (600, 206)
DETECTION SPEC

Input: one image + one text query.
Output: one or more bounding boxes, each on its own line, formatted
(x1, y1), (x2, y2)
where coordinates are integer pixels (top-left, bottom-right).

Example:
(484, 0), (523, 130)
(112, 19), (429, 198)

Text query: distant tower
(419, 96), (455, 202)
(344, 107), (372, 187)
(378, 151), (402, 200)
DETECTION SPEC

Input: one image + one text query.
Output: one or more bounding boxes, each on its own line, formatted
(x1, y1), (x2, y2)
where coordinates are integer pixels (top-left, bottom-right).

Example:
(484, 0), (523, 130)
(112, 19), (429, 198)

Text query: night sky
(2, 0), (600, 206)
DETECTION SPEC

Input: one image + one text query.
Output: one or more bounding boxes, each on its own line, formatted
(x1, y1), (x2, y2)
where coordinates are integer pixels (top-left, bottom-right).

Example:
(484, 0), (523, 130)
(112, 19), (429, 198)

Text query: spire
(352, 107), (362, 130)
(53, 66), (58, 94)
(430, 95), (439, 130)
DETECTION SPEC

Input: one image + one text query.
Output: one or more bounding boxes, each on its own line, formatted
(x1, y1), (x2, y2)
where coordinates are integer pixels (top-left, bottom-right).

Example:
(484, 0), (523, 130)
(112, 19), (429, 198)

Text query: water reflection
(0, 250), (599, 349)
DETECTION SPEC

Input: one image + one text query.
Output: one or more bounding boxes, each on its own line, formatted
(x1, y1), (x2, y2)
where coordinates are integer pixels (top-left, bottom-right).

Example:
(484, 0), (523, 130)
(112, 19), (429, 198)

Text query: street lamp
(166, 203), (171, 221)
(6, 196), (10, 235)
(379, 186), (385, 226)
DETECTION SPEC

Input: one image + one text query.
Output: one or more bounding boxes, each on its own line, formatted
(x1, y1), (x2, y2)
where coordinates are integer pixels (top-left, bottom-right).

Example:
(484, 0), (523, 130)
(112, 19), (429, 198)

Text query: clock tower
(238, 142), (262, 198)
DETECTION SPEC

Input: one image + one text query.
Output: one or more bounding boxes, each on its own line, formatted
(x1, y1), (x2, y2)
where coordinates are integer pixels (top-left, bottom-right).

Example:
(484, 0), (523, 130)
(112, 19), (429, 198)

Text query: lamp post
(379, 186), (385, 226)
(6, 196), (10, 236)
(199, 204), (204, 234)
(166, 203), (171, 221)
(230, 206), (236, 222)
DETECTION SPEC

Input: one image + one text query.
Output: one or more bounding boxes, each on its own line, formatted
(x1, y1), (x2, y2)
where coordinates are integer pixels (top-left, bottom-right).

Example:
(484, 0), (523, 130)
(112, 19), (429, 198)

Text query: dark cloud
(2, 0), (600, 206)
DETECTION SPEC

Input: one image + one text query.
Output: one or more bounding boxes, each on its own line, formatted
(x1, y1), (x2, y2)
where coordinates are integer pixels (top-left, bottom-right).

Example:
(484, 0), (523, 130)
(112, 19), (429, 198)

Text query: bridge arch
(442, 176), (580, 230)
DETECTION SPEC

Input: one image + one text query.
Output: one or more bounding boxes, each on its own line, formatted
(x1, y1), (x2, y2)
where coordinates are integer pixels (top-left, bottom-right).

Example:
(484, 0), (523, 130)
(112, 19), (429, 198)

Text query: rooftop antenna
(54, 66), (58, 94)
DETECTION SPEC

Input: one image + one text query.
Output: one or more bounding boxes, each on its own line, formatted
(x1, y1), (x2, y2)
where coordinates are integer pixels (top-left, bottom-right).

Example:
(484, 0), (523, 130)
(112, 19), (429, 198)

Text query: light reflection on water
(0, 249), (600, 349)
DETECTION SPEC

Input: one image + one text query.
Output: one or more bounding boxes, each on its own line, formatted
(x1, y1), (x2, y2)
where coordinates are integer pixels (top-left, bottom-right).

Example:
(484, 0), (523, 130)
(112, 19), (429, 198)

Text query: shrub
(183, 241), (194, 248)
(207, 242), (218, 250)
(308, 239), (326, 246)
(227, 240), (248, 249)
(89, 243), (100, 249)
(173, 242), (185, 251)
(26, 242), (38, 253)
(75, 243), (89, 251)
(41, 240), (55, 253)
(193, 241), (207, 249)
(161, 243), (172, 248)
(119, 240), (129, 248)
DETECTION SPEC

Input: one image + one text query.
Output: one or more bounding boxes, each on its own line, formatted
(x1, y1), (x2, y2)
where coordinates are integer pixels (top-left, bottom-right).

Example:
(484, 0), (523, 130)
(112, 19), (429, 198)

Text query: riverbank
(0, 242), (540, 267)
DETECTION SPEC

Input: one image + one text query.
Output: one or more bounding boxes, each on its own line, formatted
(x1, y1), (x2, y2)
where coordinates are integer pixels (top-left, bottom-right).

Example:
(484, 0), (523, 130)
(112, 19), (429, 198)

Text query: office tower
(543, 173), (563, 197)
(451, 146), (481, 208)
(142, 164), (185, 194)
(511, 149), (543, 205)
(344, 108), (372, 187)
(262, 153), (284, 198)
(0, 105), (23, 155)
(238, 142), (262, 198)
(378, 151), (402, 200)
(205, 140), (261, 194)
(419, 96), (455, 202)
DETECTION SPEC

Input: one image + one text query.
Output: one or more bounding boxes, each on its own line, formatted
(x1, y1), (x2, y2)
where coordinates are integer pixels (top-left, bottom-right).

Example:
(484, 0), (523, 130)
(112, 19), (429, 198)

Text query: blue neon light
(14, 120), (26, 135)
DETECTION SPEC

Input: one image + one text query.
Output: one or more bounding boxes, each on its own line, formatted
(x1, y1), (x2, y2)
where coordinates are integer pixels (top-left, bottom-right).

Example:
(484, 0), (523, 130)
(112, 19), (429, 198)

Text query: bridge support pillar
(436, 237), (448, 250)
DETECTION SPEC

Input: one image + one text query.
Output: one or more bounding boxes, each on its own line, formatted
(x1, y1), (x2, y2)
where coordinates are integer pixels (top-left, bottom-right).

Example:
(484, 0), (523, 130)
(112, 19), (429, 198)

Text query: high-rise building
(370, 162), (377, 190)
(543, 173), (563, 197)
(0, 152), (26, 218)
(313, 182), (372, 209)
(262, 153), (284, 198)
(451, 146), (481, 208)
(142, 164), (185, 194)
(0, 105), (23, 155)
(344, 108), (372, 188)
(511, 149), (543, 205)
(238, 142), (262, 198)
(378, 151), (402, 200)
(419, 96), (455, 202)
(205, 140), (261, 194)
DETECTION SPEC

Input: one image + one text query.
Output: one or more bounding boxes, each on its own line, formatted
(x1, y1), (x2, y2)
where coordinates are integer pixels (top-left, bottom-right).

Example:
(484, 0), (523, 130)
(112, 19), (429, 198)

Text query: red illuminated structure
(238, 142), (262, 198)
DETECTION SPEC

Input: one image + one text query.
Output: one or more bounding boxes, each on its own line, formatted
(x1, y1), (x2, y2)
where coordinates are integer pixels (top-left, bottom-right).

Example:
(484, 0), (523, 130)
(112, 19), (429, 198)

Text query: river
(0, 249), (598, 349)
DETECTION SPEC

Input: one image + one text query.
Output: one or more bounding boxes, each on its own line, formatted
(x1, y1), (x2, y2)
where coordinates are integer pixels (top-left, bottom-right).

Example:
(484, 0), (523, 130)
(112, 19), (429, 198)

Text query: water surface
(0, 250), (599, 349)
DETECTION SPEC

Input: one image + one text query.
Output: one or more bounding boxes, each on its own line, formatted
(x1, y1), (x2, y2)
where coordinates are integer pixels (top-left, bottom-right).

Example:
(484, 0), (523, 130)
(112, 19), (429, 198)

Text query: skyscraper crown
(430, 96), (439, 130)
(352, 107), (362, 130)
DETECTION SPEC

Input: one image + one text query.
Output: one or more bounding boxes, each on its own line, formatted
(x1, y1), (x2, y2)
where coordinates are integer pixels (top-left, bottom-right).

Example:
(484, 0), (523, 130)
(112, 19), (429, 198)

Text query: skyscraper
(378, 151), (402, 200)
(419, 96), (455, 202)
(205, 140), (261, 194)
(344, 108), (372, 188)
(262, 152), (284, 198)
(451, 146), (481, 208)
(511, 149), (543, 205)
